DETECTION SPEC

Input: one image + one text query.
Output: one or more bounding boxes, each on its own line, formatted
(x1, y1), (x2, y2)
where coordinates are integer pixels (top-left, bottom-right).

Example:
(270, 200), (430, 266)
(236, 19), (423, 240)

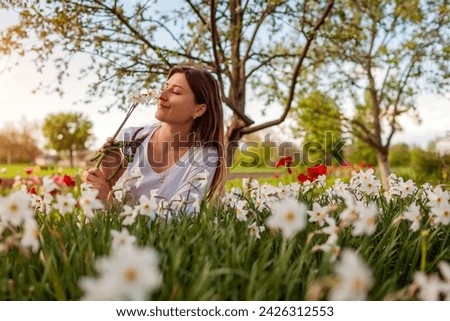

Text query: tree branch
(241, 0), (335, 135)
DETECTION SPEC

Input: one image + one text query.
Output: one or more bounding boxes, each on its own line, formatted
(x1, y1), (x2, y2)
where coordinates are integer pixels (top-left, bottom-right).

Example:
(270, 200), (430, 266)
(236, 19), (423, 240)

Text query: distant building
(436, 131), (450, 156)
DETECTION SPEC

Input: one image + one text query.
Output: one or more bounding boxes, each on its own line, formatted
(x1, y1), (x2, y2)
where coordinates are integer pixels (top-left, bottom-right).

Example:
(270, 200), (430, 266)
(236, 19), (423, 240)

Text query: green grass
(0, 163), (82, 179)
(2, 175), (449, 300)
(1, 195), (448, 300)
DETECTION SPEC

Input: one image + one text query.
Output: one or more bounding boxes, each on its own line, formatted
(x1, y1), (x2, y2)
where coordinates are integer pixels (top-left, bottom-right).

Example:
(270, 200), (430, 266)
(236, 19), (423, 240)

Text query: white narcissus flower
(427, 186), (450, 208)
(235, 199), (248, 221)
(316, 174), (327, 188)
(79, 244), (162, 300)
(329, 249), (374, 300)
(80, 182), (93, 191)
(359, 178), (381, 196)
(266, 198), (307, 239)
(248, 222), (265, 239)
(438, 261), (450, 281)
(120, 205), (139, 226)
(193, 170), (209, 189)
(312, 242), (341, 262)
(112, 172), (132, 201)
(190, 193), (201, 214)
(138, 194), (158, 220)
(352, 202), (378, 236)
(30, 194), (44, 211)
(129, 167), (144, 188)
(413, 271), (443, 301)
(54, 193), (77, 216)
(340, 201), (363, 225)
(20, 218), (40, 252)
(242, 178), (259, 192)
(0, 191), (33, 226)
(398, 179), (417, 198)
(79, 189), (104, 219)
(156, 199), (171, 220)
(430, 201), (450, 226)
(403, 204), (422, 231)
(111, 229), (137, 250)
(327, 178), (348, 198)
(307, 202), (330, 227)
(128, 88), (160, 105)
(311, 217), (341, 261)
(221, 192), (238, 208)
(42, 176), (58, 194)
(438, 261), (450, 300)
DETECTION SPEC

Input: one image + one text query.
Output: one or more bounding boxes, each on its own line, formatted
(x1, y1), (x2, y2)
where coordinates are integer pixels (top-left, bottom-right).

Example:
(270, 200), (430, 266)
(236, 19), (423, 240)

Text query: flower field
(0, 166), (449, 301)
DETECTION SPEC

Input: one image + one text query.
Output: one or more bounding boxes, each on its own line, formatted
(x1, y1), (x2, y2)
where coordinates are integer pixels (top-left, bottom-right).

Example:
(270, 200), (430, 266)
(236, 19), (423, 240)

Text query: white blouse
(118, 123), (218, 209)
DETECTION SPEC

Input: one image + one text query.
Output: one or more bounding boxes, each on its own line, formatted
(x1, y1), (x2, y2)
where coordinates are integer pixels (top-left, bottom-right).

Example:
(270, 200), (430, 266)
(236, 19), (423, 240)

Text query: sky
(0, 7), (449, 152)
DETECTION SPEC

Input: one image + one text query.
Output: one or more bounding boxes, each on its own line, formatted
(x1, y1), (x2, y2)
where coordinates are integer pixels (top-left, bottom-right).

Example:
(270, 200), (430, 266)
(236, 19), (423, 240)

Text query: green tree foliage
(313, 0), (449, 188)
(291, 90), (345, 166)
(389, 143), (411, 167)
(42, 112), (93, 167)
(0, 121), (41, 164)
(344, 138), (378, 167)
(410, 146), (449, 185)
(232, 131), (277, 168)
(0, 0), (335, 165)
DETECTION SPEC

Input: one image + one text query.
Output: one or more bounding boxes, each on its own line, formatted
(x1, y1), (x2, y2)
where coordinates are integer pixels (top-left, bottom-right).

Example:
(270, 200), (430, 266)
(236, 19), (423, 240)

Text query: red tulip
(275, 156), (293, 168)
(63, 174), (76, 187)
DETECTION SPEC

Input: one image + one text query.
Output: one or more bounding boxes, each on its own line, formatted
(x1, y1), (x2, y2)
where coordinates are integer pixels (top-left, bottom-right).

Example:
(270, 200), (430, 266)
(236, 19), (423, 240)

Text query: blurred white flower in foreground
(0, 191), (33, 226)
(79, 244), (162, 300)
(413, 261), (450, 300)
(266, 198), (307, 239)
(329, 249), (374, 300)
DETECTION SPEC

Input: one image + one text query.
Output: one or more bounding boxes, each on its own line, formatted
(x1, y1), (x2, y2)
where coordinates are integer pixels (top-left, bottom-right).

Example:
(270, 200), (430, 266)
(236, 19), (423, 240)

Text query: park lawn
(0, 163), (82, 179)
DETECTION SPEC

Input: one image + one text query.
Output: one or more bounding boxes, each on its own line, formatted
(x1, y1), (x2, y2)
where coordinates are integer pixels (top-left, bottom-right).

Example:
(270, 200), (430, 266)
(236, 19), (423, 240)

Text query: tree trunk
(225, 116), (247, 167)
(376, 150), (390, 191)
(69, 149), (74, 168)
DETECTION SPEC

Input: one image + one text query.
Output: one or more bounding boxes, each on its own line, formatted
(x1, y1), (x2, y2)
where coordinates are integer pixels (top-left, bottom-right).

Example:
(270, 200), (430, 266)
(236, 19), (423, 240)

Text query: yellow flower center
(285, 211), (295, 222)
(367, 216), (376, 225)
(124, 268), (138, 283)
(352, 277), (365, 291)
(9, 203), (18, 213)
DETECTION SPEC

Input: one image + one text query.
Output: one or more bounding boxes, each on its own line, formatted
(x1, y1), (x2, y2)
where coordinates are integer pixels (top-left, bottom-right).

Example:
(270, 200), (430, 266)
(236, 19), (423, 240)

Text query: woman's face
(155, 72), (205, 126)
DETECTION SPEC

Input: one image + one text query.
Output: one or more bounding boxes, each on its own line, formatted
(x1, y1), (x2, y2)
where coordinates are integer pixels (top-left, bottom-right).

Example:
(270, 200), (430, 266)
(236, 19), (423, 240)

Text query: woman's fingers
(83, 168), (111, 200)
(99, 137), (118, 153)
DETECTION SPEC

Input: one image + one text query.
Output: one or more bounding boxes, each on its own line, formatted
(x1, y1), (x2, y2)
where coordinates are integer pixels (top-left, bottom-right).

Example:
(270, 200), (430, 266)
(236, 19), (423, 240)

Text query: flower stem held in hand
(89, 88), (160, 181)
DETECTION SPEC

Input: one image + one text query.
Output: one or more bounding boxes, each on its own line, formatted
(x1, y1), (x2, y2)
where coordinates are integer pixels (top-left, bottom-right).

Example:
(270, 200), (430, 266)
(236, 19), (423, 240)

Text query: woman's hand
(97, 137), (127, 185)
(99, 137), (122, 167)
(84, 168), (111, 201)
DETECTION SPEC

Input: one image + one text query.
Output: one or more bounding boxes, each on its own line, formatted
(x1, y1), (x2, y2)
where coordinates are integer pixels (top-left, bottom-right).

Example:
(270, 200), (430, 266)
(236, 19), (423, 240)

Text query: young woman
(85, 65), (226, 209)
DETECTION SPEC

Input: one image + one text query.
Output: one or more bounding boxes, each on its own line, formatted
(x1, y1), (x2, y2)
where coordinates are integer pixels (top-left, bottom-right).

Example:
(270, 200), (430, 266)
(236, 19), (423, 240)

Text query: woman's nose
(159, 89), (168, 100)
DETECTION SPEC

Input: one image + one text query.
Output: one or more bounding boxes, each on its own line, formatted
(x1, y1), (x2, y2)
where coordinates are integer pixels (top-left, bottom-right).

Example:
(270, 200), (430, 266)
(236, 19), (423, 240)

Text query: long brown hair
(167, 65), (226, 199)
